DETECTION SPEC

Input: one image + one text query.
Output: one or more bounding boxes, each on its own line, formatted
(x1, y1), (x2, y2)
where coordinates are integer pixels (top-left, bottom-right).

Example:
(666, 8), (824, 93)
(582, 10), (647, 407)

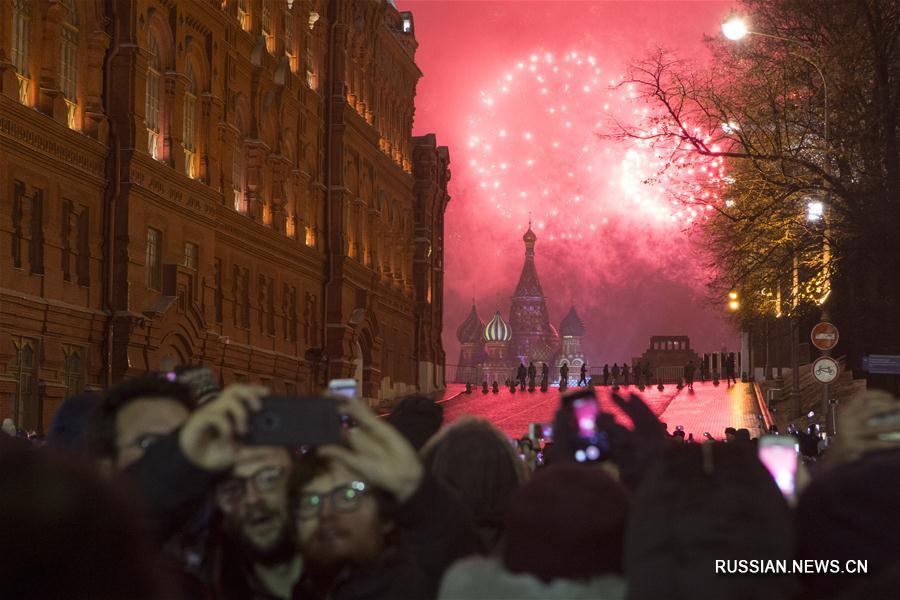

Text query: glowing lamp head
(722, 16), (749, 41)
(807, 200), (824, 221)
(728, 300), (740, 311)
(728, 290), (738, 300)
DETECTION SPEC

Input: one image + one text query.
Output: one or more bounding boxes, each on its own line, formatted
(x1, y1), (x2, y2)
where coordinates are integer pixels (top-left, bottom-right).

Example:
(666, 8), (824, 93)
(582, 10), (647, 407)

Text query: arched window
(145, 34), (162, 159)
(59, 0), (78, 128)
(11, 0), (31, 104)
(183, 61), (197, 178)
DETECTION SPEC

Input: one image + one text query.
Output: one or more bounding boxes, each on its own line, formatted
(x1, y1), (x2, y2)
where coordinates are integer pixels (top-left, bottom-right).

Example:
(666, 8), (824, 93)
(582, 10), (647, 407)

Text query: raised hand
(317, 397), (424, 503)
(178, 384), (266, 471)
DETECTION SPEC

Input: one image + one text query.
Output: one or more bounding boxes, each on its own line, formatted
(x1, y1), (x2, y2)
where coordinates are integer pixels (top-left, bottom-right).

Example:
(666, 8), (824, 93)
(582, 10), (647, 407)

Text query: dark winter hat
(46, 392), (101, 455)
(503, 464), (629, 582)
(386, 394), (443, 450)
(796, 448), (900, 600)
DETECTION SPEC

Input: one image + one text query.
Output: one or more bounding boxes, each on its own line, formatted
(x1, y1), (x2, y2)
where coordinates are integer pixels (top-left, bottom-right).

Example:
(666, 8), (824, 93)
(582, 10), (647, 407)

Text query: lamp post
(723, 15), (832, 424)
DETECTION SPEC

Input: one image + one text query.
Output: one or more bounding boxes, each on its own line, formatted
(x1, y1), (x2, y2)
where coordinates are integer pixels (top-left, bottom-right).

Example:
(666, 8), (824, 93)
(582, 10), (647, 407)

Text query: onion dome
(523, 225), (537, 246)
(560, 305), (586, 337)
(484, 310), (511, 342)
(456, 304), (484, 344)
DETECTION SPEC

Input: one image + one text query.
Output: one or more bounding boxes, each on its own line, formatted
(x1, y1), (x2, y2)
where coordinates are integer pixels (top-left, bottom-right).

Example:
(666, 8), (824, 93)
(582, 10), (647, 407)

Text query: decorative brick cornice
(0, 99), (106, 179)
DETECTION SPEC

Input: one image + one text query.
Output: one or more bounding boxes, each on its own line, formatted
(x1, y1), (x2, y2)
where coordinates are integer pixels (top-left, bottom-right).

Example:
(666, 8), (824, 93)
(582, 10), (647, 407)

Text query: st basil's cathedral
(454, 225), (586, 384)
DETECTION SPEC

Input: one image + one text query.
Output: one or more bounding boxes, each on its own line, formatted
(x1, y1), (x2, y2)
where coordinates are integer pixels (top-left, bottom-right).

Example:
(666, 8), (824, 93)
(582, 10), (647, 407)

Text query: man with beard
(291, 398), (478, 599)
(213, 446), (302, 599)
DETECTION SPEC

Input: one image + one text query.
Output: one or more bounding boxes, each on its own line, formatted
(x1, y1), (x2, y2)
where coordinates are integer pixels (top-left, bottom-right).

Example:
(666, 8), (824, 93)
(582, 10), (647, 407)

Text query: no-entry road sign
(810, 322), (839, 352)
(812, 356), (840, 384)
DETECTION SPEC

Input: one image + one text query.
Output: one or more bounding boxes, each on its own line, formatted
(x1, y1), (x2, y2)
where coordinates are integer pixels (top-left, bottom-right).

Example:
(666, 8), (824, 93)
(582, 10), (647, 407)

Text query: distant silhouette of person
(559, 362), (569, 390)
(540, 363), (549, 392)
(726, 353), (738, 386)
(492, 381), (499, 394)
(611, 363), (621, 385)
(482, 381), (489, 394)
(603, 364), (610, 386)
(633, 362), (642, 386)
(527, 362), (537, 391)
(622, 363), (630, 386)
(577, 363), (588, 386)
(684, 360), (696, 391)
(517, 362), (528, 388)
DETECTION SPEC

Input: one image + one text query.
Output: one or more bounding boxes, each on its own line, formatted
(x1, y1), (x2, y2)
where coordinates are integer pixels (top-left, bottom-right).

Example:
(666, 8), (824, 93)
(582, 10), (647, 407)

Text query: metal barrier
(656, 366), (684, 384)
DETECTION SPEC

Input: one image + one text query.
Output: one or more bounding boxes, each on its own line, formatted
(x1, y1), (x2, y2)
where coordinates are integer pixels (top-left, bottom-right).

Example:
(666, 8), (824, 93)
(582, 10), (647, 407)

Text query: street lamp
(721, 15), (749, 41)
(727, 290), (740, 312)
(806, 200), (824, 221)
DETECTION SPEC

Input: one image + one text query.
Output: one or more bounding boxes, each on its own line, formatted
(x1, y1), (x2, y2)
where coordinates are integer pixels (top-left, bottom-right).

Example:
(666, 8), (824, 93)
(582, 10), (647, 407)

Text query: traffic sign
(810, 322), (839, 351)
(812, 356), (840, 384)
(862, 354), (900, 375)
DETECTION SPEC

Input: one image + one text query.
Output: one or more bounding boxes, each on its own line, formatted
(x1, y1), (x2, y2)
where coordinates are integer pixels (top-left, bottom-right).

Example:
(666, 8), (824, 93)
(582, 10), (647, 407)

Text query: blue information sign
(863, 355), (900, 375)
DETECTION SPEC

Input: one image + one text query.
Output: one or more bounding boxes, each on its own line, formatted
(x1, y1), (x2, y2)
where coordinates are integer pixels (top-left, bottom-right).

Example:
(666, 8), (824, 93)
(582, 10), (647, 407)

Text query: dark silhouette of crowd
(2, 365), (899, 600)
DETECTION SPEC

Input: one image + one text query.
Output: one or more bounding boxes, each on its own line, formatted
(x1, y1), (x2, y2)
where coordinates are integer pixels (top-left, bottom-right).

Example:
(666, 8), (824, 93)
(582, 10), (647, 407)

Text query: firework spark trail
(465, 50), (726, 241)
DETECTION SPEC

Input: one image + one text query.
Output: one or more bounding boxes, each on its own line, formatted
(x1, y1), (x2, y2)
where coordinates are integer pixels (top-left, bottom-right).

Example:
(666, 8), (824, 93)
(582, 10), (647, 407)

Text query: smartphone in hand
(245, 396), (341, 446)
(758, 434), (799, 500)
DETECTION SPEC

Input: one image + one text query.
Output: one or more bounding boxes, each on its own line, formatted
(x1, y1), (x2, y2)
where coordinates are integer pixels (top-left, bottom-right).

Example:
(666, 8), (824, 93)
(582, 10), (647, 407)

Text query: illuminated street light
(722, 15), (749, 41)
(807, 200), (824, 221)
(728, 290), (740, 311)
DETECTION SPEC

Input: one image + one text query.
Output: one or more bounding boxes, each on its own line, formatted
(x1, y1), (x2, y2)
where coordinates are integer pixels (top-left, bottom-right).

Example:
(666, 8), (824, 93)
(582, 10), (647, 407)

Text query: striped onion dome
(484, 310), (511, 342)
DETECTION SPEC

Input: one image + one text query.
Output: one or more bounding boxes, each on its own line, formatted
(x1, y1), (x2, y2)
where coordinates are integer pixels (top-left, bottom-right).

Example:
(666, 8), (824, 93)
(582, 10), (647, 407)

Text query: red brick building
(0, 0), (449, 432)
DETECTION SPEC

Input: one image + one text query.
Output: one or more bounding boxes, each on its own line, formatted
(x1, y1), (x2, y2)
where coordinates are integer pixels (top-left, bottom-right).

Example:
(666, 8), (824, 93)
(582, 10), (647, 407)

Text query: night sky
(400, 0), (740, 366)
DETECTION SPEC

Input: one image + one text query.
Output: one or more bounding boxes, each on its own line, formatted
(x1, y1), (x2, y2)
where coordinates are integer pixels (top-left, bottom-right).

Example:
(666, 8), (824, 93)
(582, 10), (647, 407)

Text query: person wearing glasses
(290, 398), (479, 600)
(212, 445), (302, 600)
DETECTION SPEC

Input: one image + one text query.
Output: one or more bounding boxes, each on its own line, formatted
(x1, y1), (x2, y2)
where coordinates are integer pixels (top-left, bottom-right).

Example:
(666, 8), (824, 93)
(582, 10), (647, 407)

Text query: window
(233, 143), (247, 213)
(240, 268), (250, 328)
(305, 45), (317, 90)
(62, 346), (84, 399)
(61, 200), (74, 281)
(236, 0), (249, 31)
(183, 62), (197, 178)
(184, 242), (199, 270)
(286, 213), (296, 238)
(146, 227), (162, 290)
(76, 209), (89, 285)
(402, 18), (411, 33)
(284, 8), (296, 72)
(262, 1), (274, 54)
(29, 189), (44, 275)
(12, 338), (40, 430)
(12, 181), (25, 268)
(11, 0), (31, 104)
(267, 279), (275, 335)
(214, 258), (223, 323)
(146, 35), (162, 159)
(59, 0), (78, 128)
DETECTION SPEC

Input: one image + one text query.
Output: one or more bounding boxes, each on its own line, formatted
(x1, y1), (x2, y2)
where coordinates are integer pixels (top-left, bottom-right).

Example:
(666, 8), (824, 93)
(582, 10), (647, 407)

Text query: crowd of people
(2, 364), (899, 600)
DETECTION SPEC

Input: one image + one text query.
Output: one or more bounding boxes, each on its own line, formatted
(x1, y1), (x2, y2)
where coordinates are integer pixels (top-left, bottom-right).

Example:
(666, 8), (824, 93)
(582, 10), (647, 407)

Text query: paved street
(439, 381), (764, 440)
